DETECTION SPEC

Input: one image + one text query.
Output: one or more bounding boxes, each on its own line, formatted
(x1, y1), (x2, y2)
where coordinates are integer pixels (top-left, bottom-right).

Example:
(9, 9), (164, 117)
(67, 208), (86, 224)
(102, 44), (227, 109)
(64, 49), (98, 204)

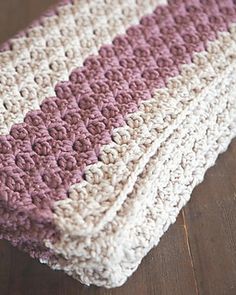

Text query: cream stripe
(51, 28), (236, 238)
(0, 0), (166, 134)
(46, 58), (236, 287)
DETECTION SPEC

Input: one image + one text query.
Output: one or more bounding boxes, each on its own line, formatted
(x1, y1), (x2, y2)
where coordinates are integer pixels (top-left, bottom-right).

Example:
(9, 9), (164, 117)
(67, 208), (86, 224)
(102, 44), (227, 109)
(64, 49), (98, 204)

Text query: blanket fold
(0, 0), (236, 288)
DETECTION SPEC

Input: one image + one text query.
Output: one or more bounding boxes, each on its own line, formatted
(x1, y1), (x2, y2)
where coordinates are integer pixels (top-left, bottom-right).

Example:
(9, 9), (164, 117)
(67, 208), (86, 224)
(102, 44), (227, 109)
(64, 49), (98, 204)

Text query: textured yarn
(0, 0), (236, 288)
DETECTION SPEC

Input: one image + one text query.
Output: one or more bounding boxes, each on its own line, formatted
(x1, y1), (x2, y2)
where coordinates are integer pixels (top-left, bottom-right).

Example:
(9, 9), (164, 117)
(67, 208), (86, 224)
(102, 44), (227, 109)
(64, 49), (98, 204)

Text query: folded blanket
(0, 0), (236, 288)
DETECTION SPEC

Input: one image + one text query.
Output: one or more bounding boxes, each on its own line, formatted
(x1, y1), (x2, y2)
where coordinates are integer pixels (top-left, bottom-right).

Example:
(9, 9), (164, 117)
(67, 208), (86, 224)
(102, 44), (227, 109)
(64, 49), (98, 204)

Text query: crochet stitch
(0, 0), (236, 288)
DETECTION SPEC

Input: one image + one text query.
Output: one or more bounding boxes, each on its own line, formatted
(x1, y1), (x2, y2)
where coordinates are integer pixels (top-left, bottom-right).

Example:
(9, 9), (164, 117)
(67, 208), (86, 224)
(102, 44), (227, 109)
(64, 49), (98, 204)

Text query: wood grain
(183, 140), (236, 295)
(0, 1), (236, 294)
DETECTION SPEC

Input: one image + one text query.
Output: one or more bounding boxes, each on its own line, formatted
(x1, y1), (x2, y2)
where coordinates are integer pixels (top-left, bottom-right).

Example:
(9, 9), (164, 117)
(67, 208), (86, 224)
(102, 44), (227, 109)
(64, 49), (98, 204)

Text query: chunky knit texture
(0, 0), (236, 288)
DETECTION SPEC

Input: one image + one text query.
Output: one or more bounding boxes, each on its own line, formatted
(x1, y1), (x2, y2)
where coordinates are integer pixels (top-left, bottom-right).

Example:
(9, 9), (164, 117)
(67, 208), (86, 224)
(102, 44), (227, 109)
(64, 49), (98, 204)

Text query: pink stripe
(1, 0), (236, 257)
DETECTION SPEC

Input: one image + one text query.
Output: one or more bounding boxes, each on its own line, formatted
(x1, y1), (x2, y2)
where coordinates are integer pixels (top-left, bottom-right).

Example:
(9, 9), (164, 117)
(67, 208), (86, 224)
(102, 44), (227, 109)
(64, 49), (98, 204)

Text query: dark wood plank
(183, 139), (236, 295)
(0, 0), (56, 44)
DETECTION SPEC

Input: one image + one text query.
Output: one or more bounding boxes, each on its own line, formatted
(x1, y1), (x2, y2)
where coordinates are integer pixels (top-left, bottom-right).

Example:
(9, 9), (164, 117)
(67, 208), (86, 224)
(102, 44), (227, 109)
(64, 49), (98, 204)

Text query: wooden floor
(0, 1), (236, 294)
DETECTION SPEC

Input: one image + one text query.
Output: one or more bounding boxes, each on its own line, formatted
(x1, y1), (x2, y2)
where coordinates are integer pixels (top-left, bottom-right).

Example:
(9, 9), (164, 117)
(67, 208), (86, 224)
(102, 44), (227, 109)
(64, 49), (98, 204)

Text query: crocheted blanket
(0, 0), (236, 288)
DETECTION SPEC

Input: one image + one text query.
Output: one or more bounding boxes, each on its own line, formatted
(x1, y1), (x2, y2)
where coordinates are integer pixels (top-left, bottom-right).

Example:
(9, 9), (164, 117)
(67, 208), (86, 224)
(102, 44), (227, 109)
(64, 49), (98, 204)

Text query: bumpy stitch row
(45, 28), (236, 287)
(47, 64), (236, 286)
(0, 0), (169, 261)
(0, 0), (165, 135)
(1, 0), (235, 242)
(53, 31), (236, 236)
(0, 0), (236, 289)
